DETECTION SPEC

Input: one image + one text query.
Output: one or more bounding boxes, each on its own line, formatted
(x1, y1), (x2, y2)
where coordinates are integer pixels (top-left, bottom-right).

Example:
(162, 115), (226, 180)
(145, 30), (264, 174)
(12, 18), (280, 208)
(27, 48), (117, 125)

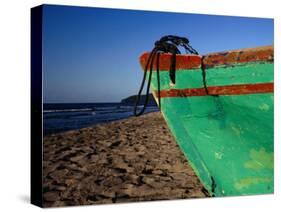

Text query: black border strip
(31, 5), (43, 207)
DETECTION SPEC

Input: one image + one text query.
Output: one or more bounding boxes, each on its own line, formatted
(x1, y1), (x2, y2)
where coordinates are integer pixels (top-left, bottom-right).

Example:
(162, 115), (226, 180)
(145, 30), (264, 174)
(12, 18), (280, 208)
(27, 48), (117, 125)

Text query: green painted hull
(139, 46), (274, 196)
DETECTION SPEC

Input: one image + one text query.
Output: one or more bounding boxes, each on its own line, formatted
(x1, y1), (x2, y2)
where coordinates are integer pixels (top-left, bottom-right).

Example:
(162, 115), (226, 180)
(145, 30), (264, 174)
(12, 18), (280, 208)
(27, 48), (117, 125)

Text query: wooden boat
(139, 46), (274, 196)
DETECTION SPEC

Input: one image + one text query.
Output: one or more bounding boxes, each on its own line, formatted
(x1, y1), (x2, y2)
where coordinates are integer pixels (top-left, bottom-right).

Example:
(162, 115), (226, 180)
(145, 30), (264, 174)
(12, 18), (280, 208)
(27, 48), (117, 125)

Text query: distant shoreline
(43, 93), (157, 106)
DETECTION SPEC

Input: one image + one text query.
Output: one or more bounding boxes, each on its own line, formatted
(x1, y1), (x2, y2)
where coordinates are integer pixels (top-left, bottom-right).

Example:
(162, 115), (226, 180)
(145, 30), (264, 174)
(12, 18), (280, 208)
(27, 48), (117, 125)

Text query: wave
(93, 106), (119, 111)
(44, 108), (94, 113)
(43, 105), (158, 114)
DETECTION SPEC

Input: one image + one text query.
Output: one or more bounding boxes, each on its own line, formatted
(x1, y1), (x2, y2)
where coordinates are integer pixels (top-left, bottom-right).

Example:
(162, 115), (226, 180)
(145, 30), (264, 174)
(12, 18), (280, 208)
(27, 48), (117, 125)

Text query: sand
(43, 112), (209, 207)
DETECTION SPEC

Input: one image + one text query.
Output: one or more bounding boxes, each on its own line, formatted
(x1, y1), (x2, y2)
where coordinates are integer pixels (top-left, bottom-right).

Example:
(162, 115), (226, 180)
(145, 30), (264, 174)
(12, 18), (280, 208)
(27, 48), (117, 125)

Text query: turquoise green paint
(149, 62), (274, 196)
(150, 69), (203, 90)
(206, 63), (273, 87)
(149, 62), (273, 91)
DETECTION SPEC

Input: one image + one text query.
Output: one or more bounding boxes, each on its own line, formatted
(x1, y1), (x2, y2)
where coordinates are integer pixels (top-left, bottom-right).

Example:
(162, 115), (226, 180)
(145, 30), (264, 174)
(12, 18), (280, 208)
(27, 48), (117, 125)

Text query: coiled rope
(134, 35), (199, 116)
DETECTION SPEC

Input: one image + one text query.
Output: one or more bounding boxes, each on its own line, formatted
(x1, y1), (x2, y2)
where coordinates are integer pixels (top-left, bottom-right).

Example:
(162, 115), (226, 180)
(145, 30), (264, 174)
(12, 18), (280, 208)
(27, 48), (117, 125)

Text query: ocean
(43, 103), (159, 135)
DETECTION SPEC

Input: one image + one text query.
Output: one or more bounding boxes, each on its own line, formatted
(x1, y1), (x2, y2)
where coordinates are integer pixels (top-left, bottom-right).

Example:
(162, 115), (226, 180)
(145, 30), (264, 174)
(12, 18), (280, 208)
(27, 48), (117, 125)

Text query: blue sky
(42, 5), (273, 103)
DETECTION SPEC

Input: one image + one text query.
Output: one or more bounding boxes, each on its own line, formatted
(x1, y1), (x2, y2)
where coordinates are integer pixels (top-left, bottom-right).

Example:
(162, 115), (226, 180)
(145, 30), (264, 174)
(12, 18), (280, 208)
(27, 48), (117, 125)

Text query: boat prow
(139, 45), (274, 196)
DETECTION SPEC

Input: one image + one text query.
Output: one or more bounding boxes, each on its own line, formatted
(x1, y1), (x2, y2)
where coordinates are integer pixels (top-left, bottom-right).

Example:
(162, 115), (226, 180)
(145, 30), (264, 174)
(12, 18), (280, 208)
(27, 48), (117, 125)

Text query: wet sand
(43, 112), (209, 207)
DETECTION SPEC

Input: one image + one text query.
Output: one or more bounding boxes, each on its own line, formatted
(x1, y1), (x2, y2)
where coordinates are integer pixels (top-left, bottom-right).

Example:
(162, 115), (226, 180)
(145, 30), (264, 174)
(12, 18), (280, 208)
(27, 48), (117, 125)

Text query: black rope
(134, 35), (199, 116)
(170, 47), (177, 84)
(201, 56), (219, 96)
(156, 52), (161, 110)
(201, 56), (209, 95)
(211, 176), (217, 197)
(133, 48), (156, 116)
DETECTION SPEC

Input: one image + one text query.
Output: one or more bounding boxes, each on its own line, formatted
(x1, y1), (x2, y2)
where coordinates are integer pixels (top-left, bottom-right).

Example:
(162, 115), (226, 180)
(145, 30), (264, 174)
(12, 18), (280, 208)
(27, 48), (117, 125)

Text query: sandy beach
(43, 111), (209, 207)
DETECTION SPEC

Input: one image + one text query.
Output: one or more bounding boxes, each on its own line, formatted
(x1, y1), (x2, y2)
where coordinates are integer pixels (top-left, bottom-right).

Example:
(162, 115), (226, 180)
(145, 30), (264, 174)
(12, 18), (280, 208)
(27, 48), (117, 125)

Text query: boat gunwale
(139, 45), (273, 71)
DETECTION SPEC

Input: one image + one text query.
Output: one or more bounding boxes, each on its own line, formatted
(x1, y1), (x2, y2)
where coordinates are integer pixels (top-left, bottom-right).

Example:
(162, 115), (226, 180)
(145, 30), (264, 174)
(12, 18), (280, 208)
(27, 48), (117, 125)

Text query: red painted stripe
(139, 46), (273, 71)
(139, 53), (202, 71)
(203, 46), (273, 68)
(155, 83), (273, 98)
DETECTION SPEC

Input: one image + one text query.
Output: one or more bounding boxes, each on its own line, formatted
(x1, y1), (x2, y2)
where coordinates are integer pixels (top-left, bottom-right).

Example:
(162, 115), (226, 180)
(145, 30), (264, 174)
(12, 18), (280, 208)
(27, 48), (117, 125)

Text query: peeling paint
(259, 103), (270, 111)
(231, 125), (243, 137)
(215, 152), (223, 160)
(235, 177), (272, 190)
(244, 148), (273, 170)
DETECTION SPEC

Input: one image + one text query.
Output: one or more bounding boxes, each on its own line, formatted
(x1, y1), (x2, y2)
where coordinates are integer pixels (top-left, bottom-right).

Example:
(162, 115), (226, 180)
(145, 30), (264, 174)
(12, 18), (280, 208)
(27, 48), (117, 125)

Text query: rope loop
(134, 35), (198, 116)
